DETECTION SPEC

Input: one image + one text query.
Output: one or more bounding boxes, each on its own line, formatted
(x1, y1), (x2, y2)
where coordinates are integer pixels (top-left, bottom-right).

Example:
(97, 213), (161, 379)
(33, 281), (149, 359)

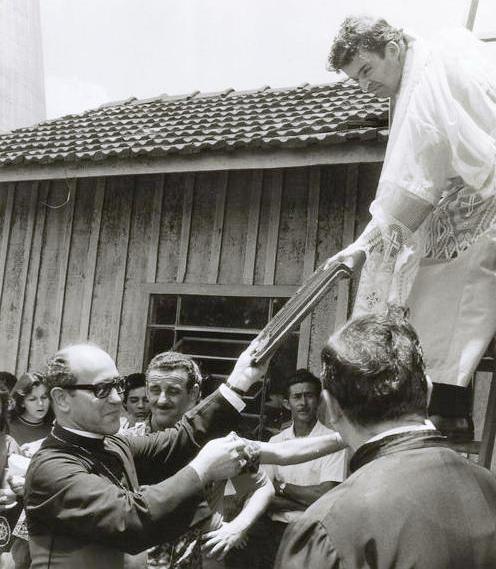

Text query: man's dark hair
(123, 373), (146, 405)
(146, 351), (202, 391)
(328, 15), (404, 72)
(286, 369), (322, 397)
(43, 352), (78, 396)
(122, 373), (146, 406)
(321, 305), (427, 426)
(0, 372), (17, 393)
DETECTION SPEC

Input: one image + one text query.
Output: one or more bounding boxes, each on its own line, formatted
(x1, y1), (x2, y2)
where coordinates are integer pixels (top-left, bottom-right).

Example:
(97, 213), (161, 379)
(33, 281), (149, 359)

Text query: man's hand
(20, 438), (44, 458)
(0, 488), (17, 509)
(323, 246), (365, 273)
(6, 474), (25, 497)
(190, 434), (249, 485)
(225, 342), (269, 394)
(203, 522), (247, 559)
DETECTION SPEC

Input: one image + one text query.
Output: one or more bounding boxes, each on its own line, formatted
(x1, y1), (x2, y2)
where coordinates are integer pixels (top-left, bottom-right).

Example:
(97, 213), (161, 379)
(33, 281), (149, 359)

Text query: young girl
(9, 373), (52, 446)
(8, 373), (52, 569)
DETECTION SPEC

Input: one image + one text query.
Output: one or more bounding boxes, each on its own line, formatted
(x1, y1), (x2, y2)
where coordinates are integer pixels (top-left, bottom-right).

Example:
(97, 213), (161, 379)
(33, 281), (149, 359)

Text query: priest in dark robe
(24, 343), (263, 569)
(275, 306), (496, 569)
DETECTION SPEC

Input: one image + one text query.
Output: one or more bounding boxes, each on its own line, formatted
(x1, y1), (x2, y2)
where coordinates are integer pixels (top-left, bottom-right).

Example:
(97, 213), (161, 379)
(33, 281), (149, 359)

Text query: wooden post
(335, 164), (359, 330)
(108, 179), (134, 360)
(55, 179), (77, 349)
(79, 178), (105, 340)
(243, 170), (263, 285)
(297, 167), (321, 368)
(208, 172), (228, 284)
(263, 170), (283, 285)
(0, 183), (15, 311)
(18, 181), (50, 372)
(146, 175), (164, 283)
(177, 173), (195, 283)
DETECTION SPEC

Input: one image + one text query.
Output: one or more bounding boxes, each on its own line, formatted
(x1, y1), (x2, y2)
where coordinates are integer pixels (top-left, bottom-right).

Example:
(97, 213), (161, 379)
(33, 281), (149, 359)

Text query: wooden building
(0, 82), (387, 391)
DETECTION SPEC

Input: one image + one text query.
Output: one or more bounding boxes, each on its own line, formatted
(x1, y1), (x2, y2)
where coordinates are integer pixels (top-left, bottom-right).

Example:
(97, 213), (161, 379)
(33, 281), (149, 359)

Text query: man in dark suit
(276, 306), (496, 569)
(25, 343), (264, 569)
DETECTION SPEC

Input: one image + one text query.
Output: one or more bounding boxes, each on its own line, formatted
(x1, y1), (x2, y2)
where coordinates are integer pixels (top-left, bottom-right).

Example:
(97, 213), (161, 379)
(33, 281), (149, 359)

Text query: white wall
(0, 0), (46, 131)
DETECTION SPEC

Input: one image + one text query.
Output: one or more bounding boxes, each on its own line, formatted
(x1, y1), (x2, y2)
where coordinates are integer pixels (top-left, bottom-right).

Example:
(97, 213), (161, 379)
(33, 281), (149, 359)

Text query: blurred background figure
(121, 373), (149, 429)
(0, 382), (22, 569)
(9, 373), (52, 447)
(7, 373), (52, 569)
(236, 370), (347, 569)
(0, 374), (16, 395)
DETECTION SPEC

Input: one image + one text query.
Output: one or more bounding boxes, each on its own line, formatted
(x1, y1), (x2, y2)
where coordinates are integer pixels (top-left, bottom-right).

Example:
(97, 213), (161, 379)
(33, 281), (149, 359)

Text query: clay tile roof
(0, 81), (389, 167)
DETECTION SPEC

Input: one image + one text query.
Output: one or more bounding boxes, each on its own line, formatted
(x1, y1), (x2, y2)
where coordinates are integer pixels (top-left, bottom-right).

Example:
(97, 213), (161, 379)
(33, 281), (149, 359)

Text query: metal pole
(466, 0), (479, 31)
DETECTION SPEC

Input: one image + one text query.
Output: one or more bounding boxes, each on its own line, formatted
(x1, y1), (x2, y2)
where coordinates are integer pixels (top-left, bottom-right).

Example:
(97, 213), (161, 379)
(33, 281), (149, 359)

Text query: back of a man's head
(328, 15), (404, 71)
(321, 306), (427, 427)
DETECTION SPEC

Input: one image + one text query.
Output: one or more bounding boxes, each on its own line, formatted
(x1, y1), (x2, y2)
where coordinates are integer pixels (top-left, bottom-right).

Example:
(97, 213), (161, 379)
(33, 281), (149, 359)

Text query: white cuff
(219, 383), (245, 412)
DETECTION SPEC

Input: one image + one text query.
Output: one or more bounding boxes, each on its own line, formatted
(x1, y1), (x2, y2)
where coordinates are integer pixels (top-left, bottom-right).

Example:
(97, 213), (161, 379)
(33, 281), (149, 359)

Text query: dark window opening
(145, 293), (299, 438)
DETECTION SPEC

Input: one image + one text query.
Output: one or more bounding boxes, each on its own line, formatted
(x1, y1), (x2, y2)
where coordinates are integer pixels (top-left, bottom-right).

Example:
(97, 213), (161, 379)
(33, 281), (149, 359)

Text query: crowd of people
(0, 303), (495, 569)
(0, 11), (495, 568)
(0, 347), (346, 569)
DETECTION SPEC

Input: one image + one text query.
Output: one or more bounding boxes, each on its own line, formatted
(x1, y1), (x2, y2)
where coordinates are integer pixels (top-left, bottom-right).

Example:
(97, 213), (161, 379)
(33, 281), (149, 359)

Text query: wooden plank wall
(0, 163), (379, 376)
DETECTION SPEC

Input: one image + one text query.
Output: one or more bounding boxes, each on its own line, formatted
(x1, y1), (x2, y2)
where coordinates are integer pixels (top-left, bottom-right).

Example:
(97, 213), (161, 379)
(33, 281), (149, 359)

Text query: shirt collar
(64, 426), (104, 439)
(365, 420), (436, 445)
(290, 419), (323, 438)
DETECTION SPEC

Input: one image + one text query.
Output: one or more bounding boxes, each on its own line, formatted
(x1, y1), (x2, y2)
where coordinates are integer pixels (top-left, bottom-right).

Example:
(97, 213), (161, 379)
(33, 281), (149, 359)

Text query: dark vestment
(25, 390), (239, 569)
(275, 430), (496, 569)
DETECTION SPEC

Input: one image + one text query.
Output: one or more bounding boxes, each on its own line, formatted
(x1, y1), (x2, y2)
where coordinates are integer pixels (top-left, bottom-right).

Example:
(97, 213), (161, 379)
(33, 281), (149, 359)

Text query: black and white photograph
(0, 1), (495, 567)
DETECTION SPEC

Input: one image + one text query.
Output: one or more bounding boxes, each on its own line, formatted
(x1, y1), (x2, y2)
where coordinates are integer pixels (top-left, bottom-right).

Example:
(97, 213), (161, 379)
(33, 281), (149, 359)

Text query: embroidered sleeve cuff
(219, 383), (245, 412)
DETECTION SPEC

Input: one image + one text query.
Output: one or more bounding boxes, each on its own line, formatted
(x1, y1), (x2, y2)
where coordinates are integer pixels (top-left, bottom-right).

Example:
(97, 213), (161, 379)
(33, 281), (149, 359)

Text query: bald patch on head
(57, 344), (118, 384)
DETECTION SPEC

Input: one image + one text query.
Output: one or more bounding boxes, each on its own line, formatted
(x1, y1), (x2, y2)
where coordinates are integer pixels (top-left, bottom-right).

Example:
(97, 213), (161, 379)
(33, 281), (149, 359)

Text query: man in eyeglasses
(24, 343), (265, 569)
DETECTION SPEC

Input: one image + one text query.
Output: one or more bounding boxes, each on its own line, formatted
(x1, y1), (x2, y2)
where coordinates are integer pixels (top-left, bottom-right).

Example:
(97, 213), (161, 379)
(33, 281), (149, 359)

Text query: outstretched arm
(255, 432), (346, 466)
(203, 473), (274, 560)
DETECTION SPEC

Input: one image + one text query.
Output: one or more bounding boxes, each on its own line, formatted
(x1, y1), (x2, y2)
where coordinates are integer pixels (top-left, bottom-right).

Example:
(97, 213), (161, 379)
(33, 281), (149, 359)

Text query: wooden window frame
(142, 283), (301, 374)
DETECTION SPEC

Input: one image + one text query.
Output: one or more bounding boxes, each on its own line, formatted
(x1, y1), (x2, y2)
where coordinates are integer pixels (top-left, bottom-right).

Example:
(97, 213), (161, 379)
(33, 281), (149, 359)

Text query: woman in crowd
(9, 373), (52, 447)
(0, 382), (21, 569)
(7, 373), (52, 569)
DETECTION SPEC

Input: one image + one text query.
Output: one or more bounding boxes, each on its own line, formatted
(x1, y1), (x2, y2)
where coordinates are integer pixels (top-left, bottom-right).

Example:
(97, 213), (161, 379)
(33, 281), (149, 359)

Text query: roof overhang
(0, 141), (386, 182)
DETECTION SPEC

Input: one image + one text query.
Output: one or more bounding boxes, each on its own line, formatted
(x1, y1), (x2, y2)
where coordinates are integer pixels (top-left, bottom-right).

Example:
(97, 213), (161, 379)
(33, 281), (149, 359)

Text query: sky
(40, 0), (496, 119)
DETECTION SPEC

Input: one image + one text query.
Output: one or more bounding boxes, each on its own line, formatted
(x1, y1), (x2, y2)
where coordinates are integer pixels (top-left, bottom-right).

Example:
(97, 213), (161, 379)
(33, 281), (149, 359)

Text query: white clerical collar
(365, 420), (436, 445)
(64, 426), (104, 439)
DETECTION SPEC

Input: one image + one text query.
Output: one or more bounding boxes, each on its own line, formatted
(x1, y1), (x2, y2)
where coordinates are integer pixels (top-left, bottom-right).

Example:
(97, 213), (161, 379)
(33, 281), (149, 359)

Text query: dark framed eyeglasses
(65, 377), (126, 400)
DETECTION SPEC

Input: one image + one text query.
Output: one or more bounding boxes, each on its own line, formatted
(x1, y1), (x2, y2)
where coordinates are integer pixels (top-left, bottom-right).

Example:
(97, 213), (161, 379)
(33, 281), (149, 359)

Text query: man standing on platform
(325, 15), (496, 437)
(276, 307), (496, 569)
(24, 343), (264, 569)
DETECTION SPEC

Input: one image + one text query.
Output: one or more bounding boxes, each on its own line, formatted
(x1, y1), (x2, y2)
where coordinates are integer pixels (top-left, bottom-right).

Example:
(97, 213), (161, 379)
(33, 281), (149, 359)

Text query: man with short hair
(122, 351), (274, 569)
(146, 351), (203, 431)
(243, 369), (347, 569)
(276, 308), (496, 568)
(24, 343), (264, 569)
(325, 15), (496, 433)
(121, 373), (149, 429)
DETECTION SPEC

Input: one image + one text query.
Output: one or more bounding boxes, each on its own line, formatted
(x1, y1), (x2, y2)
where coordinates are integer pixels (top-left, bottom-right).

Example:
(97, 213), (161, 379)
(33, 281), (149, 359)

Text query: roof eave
(0, 141), (386, 183)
